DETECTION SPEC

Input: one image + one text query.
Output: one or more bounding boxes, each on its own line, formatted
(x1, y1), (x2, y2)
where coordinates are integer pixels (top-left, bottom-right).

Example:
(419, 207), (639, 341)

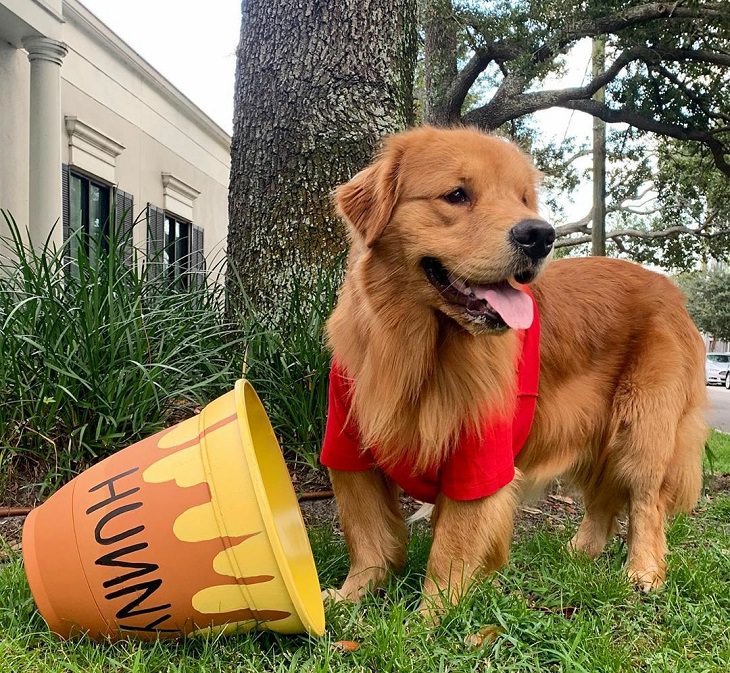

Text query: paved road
(707, 385), (730, 433)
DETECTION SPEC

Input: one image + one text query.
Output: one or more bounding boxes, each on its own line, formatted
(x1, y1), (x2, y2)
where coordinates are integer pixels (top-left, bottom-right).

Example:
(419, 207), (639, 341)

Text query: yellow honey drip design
(142, 402), (299, 634)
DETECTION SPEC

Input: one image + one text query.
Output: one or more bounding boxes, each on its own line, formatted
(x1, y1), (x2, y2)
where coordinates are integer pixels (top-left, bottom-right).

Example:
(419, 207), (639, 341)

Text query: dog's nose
(510, 219), (555, 261)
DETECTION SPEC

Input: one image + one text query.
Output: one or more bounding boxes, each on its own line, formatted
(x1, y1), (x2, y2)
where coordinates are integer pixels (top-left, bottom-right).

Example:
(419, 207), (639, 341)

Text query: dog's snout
(510, 219), (555, 260)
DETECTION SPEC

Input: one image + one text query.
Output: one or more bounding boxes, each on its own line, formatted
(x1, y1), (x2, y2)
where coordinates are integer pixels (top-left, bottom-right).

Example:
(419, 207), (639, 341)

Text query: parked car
(705, 352), (730, 388)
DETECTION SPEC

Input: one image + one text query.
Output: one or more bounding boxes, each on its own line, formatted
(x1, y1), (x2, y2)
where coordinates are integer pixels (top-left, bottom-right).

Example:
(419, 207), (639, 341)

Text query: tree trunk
(591, 38), (607, 257)
(228, 0), (417, 322)
(421, 0), (457, 125)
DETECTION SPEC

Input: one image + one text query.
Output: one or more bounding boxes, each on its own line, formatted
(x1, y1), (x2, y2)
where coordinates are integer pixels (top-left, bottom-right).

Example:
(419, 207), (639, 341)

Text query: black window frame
(146, 203), (204, 289)
(68, 169), (112, 259)
(163, 212), (192, 289)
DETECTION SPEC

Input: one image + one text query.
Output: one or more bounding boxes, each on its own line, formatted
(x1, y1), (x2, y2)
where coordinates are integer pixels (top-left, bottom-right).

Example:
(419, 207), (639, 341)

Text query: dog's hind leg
(661, 406), (705, 517)
(569, 483), (624, 559)
(624, 405), (705, 591)
(609, 381), (681, 592)
(325, 469), (407, 603)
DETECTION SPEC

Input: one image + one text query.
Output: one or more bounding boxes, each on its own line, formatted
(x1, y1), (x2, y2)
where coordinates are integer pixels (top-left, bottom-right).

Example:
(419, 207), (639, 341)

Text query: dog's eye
(522, 194), (529, 206)
(443, 188), (470, 205)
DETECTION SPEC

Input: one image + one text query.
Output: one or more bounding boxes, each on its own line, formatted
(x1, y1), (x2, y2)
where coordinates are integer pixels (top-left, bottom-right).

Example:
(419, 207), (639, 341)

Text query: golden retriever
(321, 126), (707, 618)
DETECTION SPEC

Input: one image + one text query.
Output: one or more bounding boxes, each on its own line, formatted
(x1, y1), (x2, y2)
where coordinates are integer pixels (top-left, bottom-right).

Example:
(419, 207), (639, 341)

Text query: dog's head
(335, 126), (554, 335)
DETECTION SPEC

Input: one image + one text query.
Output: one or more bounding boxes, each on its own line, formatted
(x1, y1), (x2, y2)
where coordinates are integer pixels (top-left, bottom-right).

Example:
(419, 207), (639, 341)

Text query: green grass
(2, 495), (729, 673)
(706, 429), (730, 474)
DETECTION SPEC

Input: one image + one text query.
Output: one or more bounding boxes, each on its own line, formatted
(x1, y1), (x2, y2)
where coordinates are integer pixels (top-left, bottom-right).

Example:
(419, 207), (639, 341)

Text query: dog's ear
(335, 143), (403, 247)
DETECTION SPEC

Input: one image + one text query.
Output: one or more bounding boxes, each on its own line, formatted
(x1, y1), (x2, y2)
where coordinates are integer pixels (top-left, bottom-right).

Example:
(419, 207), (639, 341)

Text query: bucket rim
(232, 379), (325, 636)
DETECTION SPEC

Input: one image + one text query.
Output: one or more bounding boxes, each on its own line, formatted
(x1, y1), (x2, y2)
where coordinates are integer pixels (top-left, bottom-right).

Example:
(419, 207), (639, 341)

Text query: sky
(81, 0), (240, 134)
(80, 0), (595, 221)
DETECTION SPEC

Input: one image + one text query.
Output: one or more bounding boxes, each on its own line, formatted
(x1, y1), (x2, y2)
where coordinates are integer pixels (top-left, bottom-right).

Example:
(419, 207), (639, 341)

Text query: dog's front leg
(326, 468), (407, 602)
(419, 480), (519, 621)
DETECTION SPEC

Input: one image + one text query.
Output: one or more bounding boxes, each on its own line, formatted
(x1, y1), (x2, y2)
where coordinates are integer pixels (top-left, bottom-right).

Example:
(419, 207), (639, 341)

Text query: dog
(320, 126), (707, 618)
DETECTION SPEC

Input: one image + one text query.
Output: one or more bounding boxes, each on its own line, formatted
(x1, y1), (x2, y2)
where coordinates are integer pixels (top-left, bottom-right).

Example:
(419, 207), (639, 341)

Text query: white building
(0, 0), (230, 278)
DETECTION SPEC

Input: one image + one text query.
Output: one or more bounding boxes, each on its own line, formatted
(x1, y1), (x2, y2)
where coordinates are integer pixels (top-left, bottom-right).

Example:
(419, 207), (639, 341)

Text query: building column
(22, 36), (67, 247)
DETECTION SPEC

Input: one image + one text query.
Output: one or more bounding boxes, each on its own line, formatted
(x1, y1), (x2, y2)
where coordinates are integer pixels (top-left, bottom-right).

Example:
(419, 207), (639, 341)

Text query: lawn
(1, 433), (729, 672)
(707, 429), (730, 474)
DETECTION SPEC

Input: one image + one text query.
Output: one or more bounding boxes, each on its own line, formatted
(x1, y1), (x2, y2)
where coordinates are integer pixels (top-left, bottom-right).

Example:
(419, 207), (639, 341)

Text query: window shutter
(61, 164), (70, 247)
(191, 225), (205, 289)
(146, 203), (165, 281)
(115, 189), (134, 265)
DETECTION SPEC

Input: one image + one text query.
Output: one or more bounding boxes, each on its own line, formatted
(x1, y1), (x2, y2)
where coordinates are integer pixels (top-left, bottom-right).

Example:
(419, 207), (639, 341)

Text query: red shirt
(320, 293), (540, 503)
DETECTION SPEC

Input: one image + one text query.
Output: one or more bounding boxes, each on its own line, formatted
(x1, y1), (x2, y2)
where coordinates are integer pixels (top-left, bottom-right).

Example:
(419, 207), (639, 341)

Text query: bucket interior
(239, 381), (325, 635)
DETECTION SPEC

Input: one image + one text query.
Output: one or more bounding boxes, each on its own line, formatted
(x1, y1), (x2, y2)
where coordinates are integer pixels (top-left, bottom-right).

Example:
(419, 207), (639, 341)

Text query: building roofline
(63, 0), (231, 150)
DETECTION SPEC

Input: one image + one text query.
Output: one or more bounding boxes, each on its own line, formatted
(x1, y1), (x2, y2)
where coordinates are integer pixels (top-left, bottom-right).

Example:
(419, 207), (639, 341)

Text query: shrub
(0, 208), (342, 495)
(237, 262), (342, 469)
(0, 210), (245, 492)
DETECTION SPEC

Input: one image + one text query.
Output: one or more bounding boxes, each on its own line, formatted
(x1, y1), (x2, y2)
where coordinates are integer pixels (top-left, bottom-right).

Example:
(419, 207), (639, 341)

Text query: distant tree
(554, 133), (730, 270)
(228, 0), (417, 320)
(677, 269), (730, 342)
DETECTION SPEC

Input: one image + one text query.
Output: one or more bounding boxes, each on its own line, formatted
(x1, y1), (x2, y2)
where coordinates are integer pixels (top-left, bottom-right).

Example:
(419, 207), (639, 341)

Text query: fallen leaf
(520, 506), (542, 515)
(332, 640), (360, 652)
(465, 625), (504, 648)
(548, 494), (575, 505)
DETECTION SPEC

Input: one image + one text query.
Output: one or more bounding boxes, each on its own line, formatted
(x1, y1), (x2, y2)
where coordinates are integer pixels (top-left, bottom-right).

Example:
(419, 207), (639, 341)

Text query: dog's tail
(664, 406), (706, 515)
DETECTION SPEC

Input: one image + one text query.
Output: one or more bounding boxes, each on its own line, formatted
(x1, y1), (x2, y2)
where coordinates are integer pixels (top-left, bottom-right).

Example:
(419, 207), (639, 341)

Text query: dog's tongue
(472, 282), (534, 329)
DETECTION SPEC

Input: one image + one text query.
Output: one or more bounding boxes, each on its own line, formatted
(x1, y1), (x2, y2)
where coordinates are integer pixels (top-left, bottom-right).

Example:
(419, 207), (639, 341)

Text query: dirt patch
(4, 463), (728, 553)
(294, 464), (585, 537)
(0, 517), (24, 557)
(709, 473), (730, 493)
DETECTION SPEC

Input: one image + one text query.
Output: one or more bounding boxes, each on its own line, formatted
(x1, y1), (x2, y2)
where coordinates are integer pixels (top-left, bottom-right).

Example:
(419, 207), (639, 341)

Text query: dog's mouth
(421, 257), (534, 330)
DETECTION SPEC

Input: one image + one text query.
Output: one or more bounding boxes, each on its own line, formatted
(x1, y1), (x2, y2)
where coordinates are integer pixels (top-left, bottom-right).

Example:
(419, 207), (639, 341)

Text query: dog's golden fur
(325, 126), (707, 615)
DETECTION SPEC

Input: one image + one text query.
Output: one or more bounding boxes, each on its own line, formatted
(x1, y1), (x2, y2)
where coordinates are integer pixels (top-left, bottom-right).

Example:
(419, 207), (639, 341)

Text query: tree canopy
(677, 268), (730, 342)
(421, 0), (730, 268)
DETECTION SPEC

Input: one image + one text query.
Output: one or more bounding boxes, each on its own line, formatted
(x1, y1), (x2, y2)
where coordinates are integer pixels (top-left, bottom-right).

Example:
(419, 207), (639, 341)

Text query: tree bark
(228, 0), (417, 321)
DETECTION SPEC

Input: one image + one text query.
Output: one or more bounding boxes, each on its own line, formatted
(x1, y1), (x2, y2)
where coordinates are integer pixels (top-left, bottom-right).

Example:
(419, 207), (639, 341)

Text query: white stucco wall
(0, 0), (230, 260)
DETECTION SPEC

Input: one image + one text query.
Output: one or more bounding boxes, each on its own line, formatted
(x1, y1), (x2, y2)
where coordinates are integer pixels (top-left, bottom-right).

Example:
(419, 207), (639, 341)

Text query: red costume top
(320, 294), (540, 503)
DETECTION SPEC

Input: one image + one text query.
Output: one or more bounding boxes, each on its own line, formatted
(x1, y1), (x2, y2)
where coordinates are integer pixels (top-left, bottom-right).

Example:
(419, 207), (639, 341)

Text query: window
(146, 204), (204, 288)
(708, 354), (730, 363)
(164, 213), (191, 287)
(68, 171), (111, 264)
(62, 165), (135, 267)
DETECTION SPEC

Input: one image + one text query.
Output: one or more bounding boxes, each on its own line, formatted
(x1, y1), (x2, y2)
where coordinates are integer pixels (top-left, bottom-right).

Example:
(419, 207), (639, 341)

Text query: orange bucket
(22, 381), (325, 640)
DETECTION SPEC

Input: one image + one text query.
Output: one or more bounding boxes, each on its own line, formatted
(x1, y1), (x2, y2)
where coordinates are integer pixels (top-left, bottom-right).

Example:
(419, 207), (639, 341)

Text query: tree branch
(463, 47), (647, 128)
(558, 99), (730, 176)
(555, 211), (592, 237)
(652, 62), (730, 125)
(554, 194), (660, 238)
(435, 48), (495, 123)
(453, 2), (729, 122)
(555, 223), (730, 249)
(532, 3), (729, 64)
(638, 46), (730, 69)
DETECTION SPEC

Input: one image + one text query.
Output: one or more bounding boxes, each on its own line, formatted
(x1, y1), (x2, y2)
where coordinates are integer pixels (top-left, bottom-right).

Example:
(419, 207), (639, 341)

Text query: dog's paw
(567, 535), (598, 559)
(321, 587), (351, 604)
(417, 599), (444, 627)
(627, 565), (665, 593)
